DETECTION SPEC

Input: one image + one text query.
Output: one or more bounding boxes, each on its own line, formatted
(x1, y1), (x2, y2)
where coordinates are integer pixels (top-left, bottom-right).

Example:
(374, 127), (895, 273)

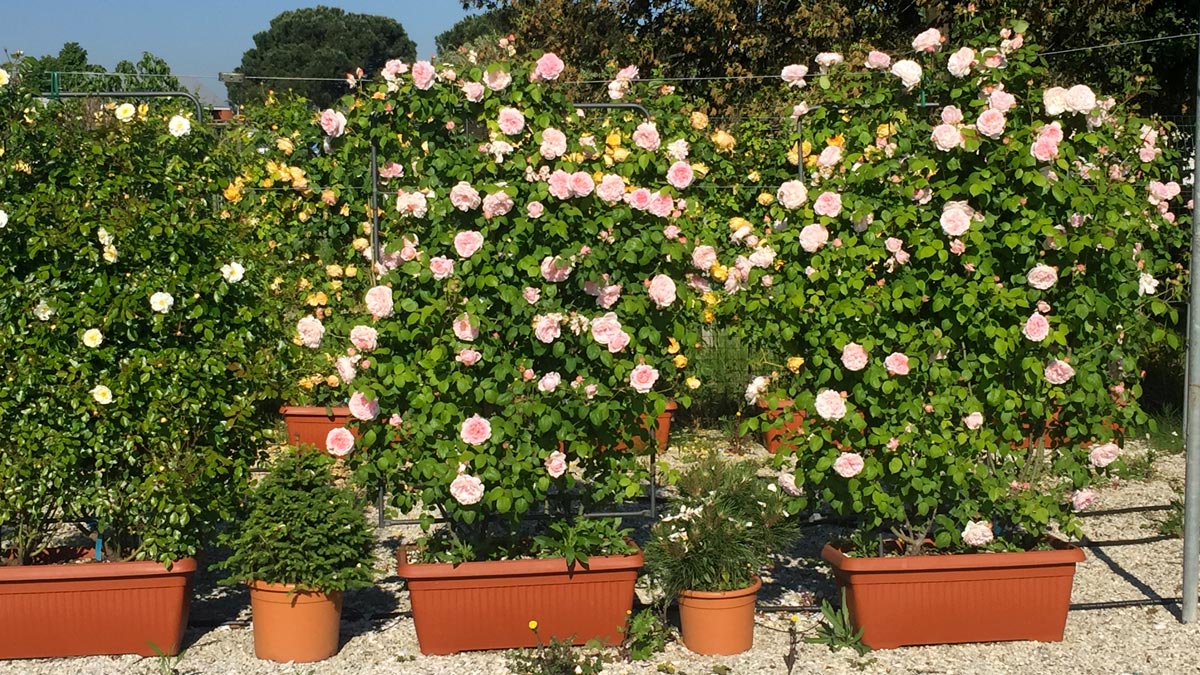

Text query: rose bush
(0, 61), (273, 563)
(701, 20), (1190, 553)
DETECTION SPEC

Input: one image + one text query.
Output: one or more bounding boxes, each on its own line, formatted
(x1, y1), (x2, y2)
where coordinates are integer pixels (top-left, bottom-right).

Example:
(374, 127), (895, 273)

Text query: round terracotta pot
(759, 399), (804, 454)
(676, 576), (761, 655)
(248, 581), (343, 663)
(653, 399), (679, 452)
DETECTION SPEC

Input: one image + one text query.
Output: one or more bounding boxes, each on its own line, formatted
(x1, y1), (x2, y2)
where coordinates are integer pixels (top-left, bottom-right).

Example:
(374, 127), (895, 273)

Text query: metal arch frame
(39, 90), (205, 122)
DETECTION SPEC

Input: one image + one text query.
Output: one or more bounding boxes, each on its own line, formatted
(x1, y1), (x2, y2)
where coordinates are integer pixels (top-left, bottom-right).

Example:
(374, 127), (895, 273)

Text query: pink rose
(814, 389), (846, 420)
(1071, 489), (1096, 512)
(664, 224), (681, 240)
(461, 81), (485, 102)
(781, 63), (809, 86)
(1031, 137), (1060, 162)
(777, 180), (808, 209)
(526, 201), (545, 219)
(497, 107), (525, 136)
(884, 352), (910, 376)
(483, 68), (511, 91)
(940, 206), (972, 237)
(533, 52), (565, 81)
(449, 473), (485, 505)
(365, 286), (394, 320)
(545, 450), (568, 478)
(1044, 359), (1075, 385)
(885, 237), (904, 254)
(989, 89), (1016, 112)
(1139, 146), (1160, 163)
(349, 325), (378, 351)
(336, 355), (357, 383)
(537, 371), (562, 393)
(692, 245), (717, 271)
(388, 414), (403, 428)
(533, 313), (562, 343)
(1026, 264), (1058, 290)
(1043, 86), (1069, 116)
(453, 231), (484, 258)
(596, 174), (626, 203)
(931, 124), (963, 151)
(778, 472), (801, 496)
(1039, 122), (1065, 144)
(629, 364), (660, 393)
(891, 59), (922, 89)
(597, 284), (622, 309)
(941, 105), (964, 125)
(523, 287), (541, 304)
(523, 369), (536, 381)
(976, 109), (1006, 139)
(947, 47), (975, 77)
(482, 191), (514, 219)
(453, 313), (479, 341)
(608, 330), (631, 353)
(456, 348), (482, 366)
(633, 122), (661, 151)
(841, 343), (868, 371)
(319, 109), (346, 137)
(1089, 442), (1120, 468)
(429, 256), (454, 280)
(950, 239), (966, 255)
(590, 312), (623, 345)
(547, 169), (572, 199)
(460, 414), (492, 446)
(912, 28), (942, 52)
(396, 189), (428, 217)
(964, 412), (984, 430)
(626, 188), (653, 210)
(348, 391), (380, 421)
(813, 191), (842, 218)
(798, 223), (829, 253)
(412, 61), (436, 90)
(540, 256), (572, 282)
(648, 192), (675, 218)
(1023, 312), (1050, 342)
(449, 182), (481, 211)
(962, 520), (993, 547)
(540, 128), (568, 159)
(1037, 300), (1052, 313)
(648, 275), (676, 308)
(865, 51), (891, 70)
(325, 428), (355, 457)
(666, 161), (694, 189)
(569, 171), (595, 197)
(833, 452), (865, 478)
(817, 145), (842, 168)
(296, 315), (325, 348)
(1065, 84), (1096, 114)
(378, 162), (404, 180)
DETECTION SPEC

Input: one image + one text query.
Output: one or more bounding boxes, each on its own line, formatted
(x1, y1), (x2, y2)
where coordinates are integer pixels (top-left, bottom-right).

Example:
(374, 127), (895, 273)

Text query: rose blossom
(297, 315), (325, 348)
(429, 256), (454, 280)
(647, 274), (678, 309)
(456, 348), (482, 366)
(533, 313), (562, 343)
(912, 28), (942, 52)
(940, 205), (972, 237)
(533, 52), (565, 81)
(625, 188), (653, 210)
(540, 128), (567, 159)
(884, 352), (910, 376)
(964, 412), (984, 430)
(666, 138), (690, 160)
(348, 391), (380, 421)
(523, 286), (541, 304)
(632, 122), (661, 150)
(841, 343), (868, 371)
(453, 231), (485, 259)
(150, 291), (174, 314)
(461, 81), (485, 102)
(941, 105), (964, 125)
(1071, 489), (1097, 512)
(1023, 312), (1050, 341)
(976, 109), (1006, 139)
(833, 452), (865, 478)
(1065, 84), (1097, 114)
(947, 47), (975, 77)
(596, 174), (626, 203)
(891, 60), (922, 89)
(350, 325), (378, 351)
(325, 428), (355, 457)
(483, 68), (511, 90)
(815, 52), (843, 70)
(777, 180), (808, 209)
(547, 170), (572, 199)
(540, 256), (572, 282)
(692, 245), (717, 270)
(1026, 264), (1058, 290)
(497, 107), (525, 135)
(781, 63), (809, 86)
(666, 161), (695, 189)
(590, 312), (623, 345)
(1089, 442), (1121, 468)
(950, 239), (966, 255)
(798, 223), (829, 253)
(814, 389), (846, 420)
(1138, 273), (1160, 296)
(962, 520), (994, 547)
(989, 88), (1017, 112)
(482, 191), (514, 219)
(931, 124), (963, 151)
(396, 189), (428, 217)
(1044, 359), (1075, 385)
(568, 171), (595, 197)
(648, 192), (675, 218)
(1043, 86), (1068, 116)
(449, 473), (485, 505)
(630, 364), (660, 393)
(411, 61), (436, 90)
(526, 201), (545, 219)
(813, 191), (842, 218)
(1031, 137), (1060, 162)
(538, 371), (562, 393)
(337, 357), (357, 385)
(545, 450), (568, 478)
(460, 414), (492, 445)
(608, 330), (631, 353)
(449, 182), (481, 211)
(319, 109), (346, 137)
(865, 50), (891, 70)
(453, 313), (479, 341)
(817, 145), (842, 168)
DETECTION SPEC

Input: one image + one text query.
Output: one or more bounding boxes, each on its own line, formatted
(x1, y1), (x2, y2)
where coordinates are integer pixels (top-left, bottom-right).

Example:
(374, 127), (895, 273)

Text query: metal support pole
(1181, 18), (1200, 624)
(369, 138), (381, 285)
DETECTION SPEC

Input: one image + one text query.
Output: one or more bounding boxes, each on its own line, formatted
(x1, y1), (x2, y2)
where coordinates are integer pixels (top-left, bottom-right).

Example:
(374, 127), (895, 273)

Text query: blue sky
(0, 1), (475, 103)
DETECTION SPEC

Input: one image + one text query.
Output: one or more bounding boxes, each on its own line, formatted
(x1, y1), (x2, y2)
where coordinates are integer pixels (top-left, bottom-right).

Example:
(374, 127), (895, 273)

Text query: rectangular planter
(398, 547), (643, 654)
(822, 541), (1084, 649)
(0, 551), (196, 658)
(280, 405), (353, 449)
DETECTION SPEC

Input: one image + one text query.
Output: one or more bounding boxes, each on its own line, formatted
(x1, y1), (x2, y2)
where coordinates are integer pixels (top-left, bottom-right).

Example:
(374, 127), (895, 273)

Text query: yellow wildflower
(528, 620), (539, 631)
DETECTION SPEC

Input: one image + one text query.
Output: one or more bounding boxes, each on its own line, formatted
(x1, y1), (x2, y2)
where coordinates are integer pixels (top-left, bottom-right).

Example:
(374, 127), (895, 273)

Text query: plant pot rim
(821, 538), (1084, 572)
(397, 546), (644, 579)
(246, 580), (342, 595)
(279, 405), (351, 415)
(677, 575), (762, 600)
(0, 549), (196, 582)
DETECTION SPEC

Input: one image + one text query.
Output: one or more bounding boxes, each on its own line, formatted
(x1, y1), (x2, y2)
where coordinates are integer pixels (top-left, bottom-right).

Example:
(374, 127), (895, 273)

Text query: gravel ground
(4, 435), (1199, 675)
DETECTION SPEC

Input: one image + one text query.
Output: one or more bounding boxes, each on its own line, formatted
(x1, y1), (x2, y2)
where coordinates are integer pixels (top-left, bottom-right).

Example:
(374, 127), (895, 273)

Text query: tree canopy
(226, 6), (416, 107)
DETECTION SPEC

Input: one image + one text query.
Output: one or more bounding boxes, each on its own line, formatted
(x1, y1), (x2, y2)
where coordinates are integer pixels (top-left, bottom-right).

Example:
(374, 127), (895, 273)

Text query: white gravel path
(4, 440), (1198, 675)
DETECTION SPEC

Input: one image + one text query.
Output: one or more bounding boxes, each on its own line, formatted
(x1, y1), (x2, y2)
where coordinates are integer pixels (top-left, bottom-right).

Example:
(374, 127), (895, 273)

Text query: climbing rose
(630, 364), (660, 393)
(891, 60), (922, 89)
(884, 352), (910, 376)
(814, 389), (846, 420)
(833, 452), (865, 478)
(632, 122), (661, 150)
(453, 313), (479, 341)
(450, 473), (485, 505)
(411, 61), (436, 90)
(460, 415), (492, 446)
(947, 47), (975, 77)
(449, 182), (481, 211)
(911, 28), (942, 52)
(1044, 359), (1075, 385)
(350, 325), (378, 351)
(962, 521), (994, 547)
(533, 52), (564, 81)
(964, 412), (984, 430)
(813, 191), (842, 218)
(1072, 489), (1097, 512)
(666, 161), (694, 189)
(296, 315), (325, 348)
(429, 256), (454, 279)
(497, 107), (525, 135)
(453, 231), (484, 258)
(931, 124), (963, 151)
(348, 392), (379, 421)
(648, 274), (677, 308)
(777, 181), (808, 209)
(976, 109), (1006, 139)
(545, 451), (568, 478)
(841, 343), (868, 371)
(319, 109), (346, 137)
(537, 371), (562, 393)
(1023, 313), (1050, 341)
(325, 428), (355, 457)
(1089, 442), (1121, 468)
(865, 51), (891, 70)
(540, 128), (567, 159)
(780, 64), (808, 86)
(1026, 265), (1058, 290)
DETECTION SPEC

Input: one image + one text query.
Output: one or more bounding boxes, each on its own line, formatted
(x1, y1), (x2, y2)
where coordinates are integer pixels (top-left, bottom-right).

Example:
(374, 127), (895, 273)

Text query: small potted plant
(219, 448), (376, 663)
(644, 452), (799, 655)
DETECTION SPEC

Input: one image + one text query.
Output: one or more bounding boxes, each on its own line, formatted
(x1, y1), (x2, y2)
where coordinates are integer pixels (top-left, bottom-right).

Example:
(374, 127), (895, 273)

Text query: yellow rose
(828, 134), (845, 148)
(606, 131), (622, 147)
(326, 264), (343, 278)
(728, 216), (751, 231)
(299, 376), (315, 389)
(610, 147), (630, 163)
(223, 179), (244, 203)
(711, 129), (736, 152)
(329, 280), (343, 291)
(748, 170), (761, 182)
(667, 337), (680, 354)
(339, 203), (350, 216)
(757, 192), (775, 206)
(710, 264), (728, 282)
(701, 291), (718, 307)
(306, 292), (328, 306)
(674, 355), (688, 369)
(787, 356), (805, 373)
(787, 145), (800, 166)
(875, 123), (896, 139)
(690, 111), (709, 129)
(686, 376), (701, 390)
(691, 162), (709, 177)
(325, 375), (340, 388)
(703, 309), (715, 323)
(344, 265), (358, 278)
(352, 238), (370, 252)
(276, 137), (295, 154)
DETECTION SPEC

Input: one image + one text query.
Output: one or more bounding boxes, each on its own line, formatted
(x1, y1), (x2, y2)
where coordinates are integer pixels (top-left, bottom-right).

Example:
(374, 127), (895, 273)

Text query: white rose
(0, 209), (7, 228)
(33, 300), (54, 321)
(150, 291), (174, 314)
(221, 261), (245, 283)
(1138, 273), (1159, 296)
(115, 103), (136, 122)
(1042, 87), (1068, 117)
(0, 68), (9, 87)
(91, 385), (114, 405)
(82, 328), (104, 348)
(168, 115), (191, 137)
(891, 60), (922, 89)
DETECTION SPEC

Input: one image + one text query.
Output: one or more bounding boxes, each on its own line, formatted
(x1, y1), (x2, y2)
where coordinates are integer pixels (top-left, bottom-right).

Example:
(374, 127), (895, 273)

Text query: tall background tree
(16, 43), (182, 94)
(226, 6), (417, 107)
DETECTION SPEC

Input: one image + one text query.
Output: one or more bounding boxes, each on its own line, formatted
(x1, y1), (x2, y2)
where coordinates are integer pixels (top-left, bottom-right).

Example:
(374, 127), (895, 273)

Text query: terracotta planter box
(0, 551), (196, 658)
(280, 405), (353, 450)
(398, 547), (643, 654)
(822, 541), (1084, 649)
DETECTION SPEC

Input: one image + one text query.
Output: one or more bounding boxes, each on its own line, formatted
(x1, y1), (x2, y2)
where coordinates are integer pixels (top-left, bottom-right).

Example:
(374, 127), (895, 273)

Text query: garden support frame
(1182, 13), (1200, 624)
